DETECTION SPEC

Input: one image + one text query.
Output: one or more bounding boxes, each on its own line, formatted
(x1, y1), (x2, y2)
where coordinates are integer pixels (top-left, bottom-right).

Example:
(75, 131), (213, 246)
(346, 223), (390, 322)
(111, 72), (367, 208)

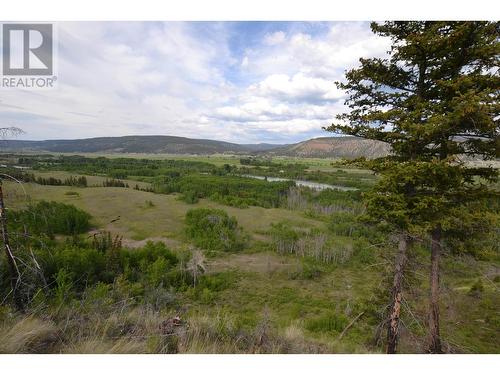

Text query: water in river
(242, 175), (358, 191)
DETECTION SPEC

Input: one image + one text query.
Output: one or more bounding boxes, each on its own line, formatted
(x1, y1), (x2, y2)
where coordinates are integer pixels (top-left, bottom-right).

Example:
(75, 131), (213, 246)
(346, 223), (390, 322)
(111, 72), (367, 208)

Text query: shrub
(43, 245), (108, 291)
(10, 201), (91, 237)
(181, 190), (199, 204)
(121, 241), (179, 285)
(185, 208), (246, 252)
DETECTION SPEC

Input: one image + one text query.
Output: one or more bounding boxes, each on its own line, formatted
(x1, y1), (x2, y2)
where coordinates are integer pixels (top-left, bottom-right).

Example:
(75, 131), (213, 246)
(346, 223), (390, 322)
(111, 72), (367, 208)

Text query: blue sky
(1, 21), (391, 143)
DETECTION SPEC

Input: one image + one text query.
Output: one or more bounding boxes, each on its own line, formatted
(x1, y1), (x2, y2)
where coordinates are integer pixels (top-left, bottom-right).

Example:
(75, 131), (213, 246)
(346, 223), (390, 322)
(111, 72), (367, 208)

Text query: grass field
(3, 174), (499, 353)
(2, 178), (382, 352)
(4, 180), (322, 242)
(0, 154), (500, 353)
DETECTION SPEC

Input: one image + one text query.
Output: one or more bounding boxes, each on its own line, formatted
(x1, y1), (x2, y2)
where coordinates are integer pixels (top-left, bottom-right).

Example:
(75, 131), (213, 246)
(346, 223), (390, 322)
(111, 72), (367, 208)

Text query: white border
(1, 354), (499, 374)
(0, 0), (498, 21)
(0, 0), (498, 373)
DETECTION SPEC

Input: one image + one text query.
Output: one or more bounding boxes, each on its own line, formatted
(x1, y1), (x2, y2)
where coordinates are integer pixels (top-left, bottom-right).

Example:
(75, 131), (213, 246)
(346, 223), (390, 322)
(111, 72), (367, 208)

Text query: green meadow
(1, 153), (497, 354)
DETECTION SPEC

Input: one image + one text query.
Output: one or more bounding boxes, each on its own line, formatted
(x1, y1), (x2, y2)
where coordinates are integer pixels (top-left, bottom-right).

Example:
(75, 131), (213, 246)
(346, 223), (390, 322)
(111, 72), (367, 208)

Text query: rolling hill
(0, 135), (390, 158)
(0, 135), (266, 155)
(267, 136), (391, 158)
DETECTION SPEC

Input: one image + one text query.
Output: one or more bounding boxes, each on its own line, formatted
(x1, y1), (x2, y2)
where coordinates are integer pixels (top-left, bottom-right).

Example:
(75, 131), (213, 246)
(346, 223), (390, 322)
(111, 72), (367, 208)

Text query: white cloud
(249, 72), (344, 102)
(1, 22), (391, 144)
(208, 22), (391, 141)
(263, 31), (286, 46)
(215, 98), (292, 122)
(244, 22), (391, 79)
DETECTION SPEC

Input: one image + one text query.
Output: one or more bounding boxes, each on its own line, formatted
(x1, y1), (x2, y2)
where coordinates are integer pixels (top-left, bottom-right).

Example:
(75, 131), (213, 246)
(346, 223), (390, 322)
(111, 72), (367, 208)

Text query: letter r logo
(2, 24), (53, 76)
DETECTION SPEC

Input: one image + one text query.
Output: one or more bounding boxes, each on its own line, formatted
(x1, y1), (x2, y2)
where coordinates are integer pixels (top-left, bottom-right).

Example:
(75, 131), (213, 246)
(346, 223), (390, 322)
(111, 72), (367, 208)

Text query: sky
(0, 21), (392, 143)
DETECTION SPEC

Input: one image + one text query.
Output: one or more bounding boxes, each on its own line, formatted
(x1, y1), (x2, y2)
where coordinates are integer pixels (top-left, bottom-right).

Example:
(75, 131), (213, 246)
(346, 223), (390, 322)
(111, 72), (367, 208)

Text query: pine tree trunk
(0, 183), (23, 310)
(386, 232), (409, 354)
(429, 225), (442, 353)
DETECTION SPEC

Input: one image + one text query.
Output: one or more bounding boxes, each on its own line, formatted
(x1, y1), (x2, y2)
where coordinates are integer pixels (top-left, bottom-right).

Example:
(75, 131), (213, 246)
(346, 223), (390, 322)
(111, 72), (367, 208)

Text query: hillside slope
(0, 135), (252, 154)
(268, 137), (391, 158)
(0, 135), (390, 158)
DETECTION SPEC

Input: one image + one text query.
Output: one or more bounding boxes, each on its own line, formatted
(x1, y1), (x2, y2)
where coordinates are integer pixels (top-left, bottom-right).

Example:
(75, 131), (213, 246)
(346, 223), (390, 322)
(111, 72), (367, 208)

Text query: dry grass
(0, 304), (330, 354)
(0, 316), (59, 353)
(3, 181), (321, 242)
(209, 252), (299, 275)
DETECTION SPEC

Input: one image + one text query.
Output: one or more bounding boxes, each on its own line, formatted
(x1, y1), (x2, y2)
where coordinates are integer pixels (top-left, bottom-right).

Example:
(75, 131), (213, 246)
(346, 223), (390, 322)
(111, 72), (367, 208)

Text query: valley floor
(1, 171), (499, 354)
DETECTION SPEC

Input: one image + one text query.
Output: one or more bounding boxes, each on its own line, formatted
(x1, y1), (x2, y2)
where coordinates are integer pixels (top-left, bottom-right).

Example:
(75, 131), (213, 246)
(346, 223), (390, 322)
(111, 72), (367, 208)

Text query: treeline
(6, 154), (373, 209)
(0, 168), (89, 187)
(238, 163), (376, 190)
(150, 174), (294, 208)
(0, 167), (131, 189)
(36, 175), (88, 187)
(24, 155), (220, 178)
(17, 154), (373, 190)
(239, 157), (301, 168)
(286, 187), (365, 216)
(102, 178), (129, 188)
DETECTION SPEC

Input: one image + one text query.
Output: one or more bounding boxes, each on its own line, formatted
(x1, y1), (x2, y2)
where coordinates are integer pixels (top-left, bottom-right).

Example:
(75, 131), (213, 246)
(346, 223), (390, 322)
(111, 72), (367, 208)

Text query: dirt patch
(209, 252), (297, 274)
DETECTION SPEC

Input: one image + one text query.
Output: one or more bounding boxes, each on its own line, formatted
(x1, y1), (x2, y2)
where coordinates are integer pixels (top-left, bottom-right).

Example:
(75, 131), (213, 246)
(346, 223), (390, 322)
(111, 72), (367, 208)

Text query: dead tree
(0, 181), (23, 309)
(428, 225), (442, 353)
(386, 233), (409, 354)
(0, 126), (25, 309)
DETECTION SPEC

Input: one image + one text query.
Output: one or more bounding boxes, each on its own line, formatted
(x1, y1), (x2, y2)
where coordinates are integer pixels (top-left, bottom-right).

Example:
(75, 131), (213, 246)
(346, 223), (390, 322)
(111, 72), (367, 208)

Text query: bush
(121, 241), (179, 285)
(181, 190), (199, 204)
(9, 201), (91, 237)
(43, 245), (108, 291)
(185, 208), (246, 252)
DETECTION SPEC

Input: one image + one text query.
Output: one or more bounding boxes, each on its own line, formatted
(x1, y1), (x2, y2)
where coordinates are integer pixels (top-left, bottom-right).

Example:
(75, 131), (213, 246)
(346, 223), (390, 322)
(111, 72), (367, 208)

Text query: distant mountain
(267, 136), (391, 159)
(0, 135), (252, 154)
(0, 135), (390, 158)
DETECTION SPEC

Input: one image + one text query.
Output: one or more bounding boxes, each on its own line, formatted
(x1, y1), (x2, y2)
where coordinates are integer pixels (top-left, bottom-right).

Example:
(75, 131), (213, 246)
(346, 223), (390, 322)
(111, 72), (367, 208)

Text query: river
(242, 175), (358, 191)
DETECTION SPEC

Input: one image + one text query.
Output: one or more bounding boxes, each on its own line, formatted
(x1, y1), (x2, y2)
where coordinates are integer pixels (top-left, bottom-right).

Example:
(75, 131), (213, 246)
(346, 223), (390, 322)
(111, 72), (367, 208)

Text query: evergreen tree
(327, 21), (499, 353)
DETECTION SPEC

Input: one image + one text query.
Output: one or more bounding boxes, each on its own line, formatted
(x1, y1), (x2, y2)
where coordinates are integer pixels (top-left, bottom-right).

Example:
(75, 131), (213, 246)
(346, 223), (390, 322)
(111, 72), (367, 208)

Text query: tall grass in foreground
(0, 304), (333, 354)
